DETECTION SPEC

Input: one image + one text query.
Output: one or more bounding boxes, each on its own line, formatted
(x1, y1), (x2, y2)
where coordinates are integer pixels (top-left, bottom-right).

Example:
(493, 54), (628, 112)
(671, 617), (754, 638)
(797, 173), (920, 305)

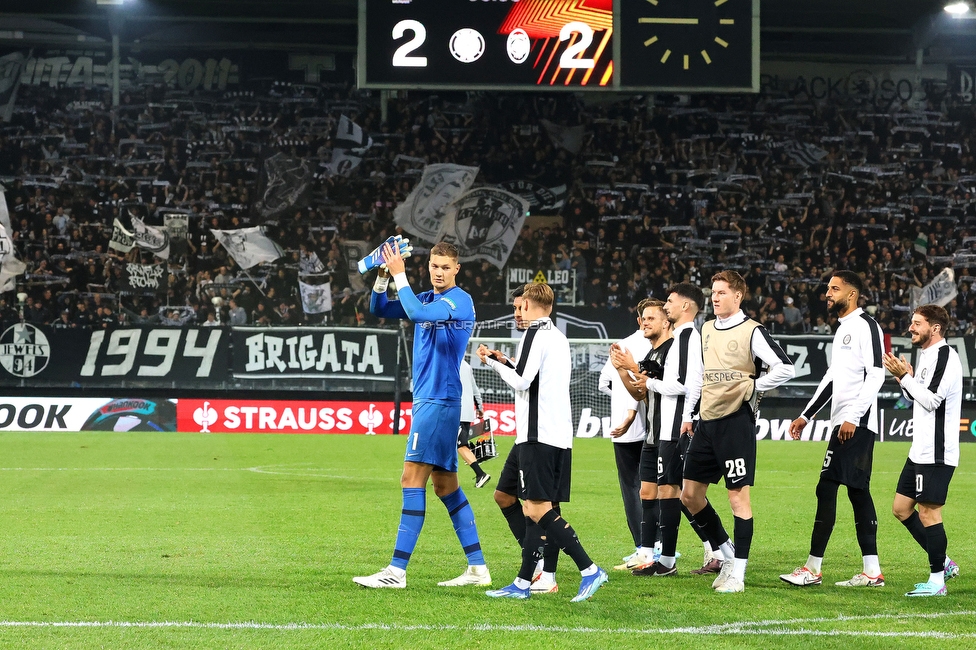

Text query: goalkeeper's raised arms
(357, 235), (413, 274)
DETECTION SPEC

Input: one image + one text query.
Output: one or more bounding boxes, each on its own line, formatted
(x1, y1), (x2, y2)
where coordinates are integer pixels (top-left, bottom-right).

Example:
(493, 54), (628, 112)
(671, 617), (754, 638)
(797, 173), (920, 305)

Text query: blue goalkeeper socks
(391, 487), (426, 570)
(440, 487), (486, 566)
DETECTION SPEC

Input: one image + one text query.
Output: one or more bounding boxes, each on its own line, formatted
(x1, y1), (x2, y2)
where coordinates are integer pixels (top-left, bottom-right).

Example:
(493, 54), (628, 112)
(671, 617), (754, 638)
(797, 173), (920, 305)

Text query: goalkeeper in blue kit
(353, 240), (490, 589)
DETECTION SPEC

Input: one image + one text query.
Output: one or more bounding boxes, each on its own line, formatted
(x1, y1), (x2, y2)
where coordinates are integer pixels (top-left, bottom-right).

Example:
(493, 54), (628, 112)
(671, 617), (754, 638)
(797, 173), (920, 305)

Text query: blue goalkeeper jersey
(371, 283), (475, 403)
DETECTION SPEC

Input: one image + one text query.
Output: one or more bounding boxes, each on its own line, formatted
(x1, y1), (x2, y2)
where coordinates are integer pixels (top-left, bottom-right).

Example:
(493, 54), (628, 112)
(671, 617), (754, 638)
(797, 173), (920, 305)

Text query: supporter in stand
(2, 82), (974, 331)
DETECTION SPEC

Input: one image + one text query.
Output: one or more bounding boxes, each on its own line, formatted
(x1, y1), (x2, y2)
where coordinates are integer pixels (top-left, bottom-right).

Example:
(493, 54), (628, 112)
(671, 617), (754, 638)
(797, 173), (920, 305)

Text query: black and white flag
(299, 247), (326, 275)
(299, 278), (332, 314)
(500, 180), (567, 214)
(910, 267), (958, 311)
(0, 221), (25, 293)
(121, 263), (169, 294)
(335, 115), (372, 151)
(131, 216), (171, 260)
(211, 227), (283, 270)
(393, 163), (479, 242)
(162, 212), (189, 256)
(436, 187), (529, 270)
(109, 218), (135, 254)
(252, 152), (312, 220)
(323, 148), (363, 178)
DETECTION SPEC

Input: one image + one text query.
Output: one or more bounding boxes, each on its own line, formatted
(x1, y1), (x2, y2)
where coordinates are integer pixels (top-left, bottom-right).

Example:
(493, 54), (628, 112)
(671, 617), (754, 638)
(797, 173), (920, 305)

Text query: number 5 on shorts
(725, 458), (746, 478)
(822, 450), (833, 469)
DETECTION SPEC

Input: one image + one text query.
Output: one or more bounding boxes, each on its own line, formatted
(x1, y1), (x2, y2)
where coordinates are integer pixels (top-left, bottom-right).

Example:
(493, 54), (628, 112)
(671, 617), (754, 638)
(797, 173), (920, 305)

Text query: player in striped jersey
(884, 304), (962, 597)
(780, 271), (887, 589)
(481, 283), (608, 602)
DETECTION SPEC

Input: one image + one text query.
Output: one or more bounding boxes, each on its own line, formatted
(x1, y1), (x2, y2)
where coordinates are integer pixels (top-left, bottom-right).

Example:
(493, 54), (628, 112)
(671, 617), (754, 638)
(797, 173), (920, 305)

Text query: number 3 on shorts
(724, 458), (746, 478)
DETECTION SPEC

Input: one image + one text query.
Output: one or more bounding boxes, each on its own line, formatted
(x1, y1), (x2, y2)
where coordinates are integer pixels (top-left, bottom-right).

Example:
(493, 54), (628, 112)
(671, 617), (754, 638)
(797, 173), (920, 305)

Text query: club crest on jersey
(728, 340), (739, 351)
(843, 334), (852, 344)
(920, 368), (927, 381)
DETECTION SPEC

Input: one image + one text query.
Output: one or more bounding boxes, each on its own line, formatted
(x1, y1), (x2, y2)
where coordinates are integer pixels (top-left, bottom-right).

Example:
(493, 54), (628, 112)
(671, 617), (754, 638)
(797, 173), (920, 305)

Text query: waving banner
(393, 163), (479, 242)
(211, 227), (283, 269)
(436, 187), (529, 269)
(252, 152), (312, 220)
(121, 263), (168, 294)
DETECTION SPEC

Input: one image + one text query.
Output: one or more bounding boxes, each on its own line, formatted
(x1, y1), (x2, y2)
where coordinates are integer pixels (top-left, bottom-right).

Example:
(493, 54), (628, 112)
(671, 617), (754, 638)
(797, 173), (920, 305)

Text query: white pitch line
(0, 466), (390, 481)
(0, 610), (973, 636)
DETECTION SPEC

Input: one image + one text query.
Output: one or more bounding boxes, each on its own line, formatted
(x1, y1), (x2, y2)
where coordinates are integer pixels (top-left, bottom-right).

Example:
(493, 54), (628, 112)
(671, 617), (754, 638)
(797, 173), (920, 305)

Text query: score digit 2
(559, 22), (595, 70)
(392, 20), (428, 68)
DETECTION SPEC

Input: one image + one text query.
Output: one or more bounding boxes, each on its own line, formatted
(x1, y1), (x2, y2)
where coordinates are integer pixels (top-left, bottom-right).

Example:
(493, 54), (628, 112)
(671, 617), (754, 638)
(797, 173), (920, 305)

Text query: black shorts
(820, 425), (874, 489)
(896, 459), (955, 506)
(658, 434), (690, 486)
(684, 406), (756, 489)
(639, 442), (659, 484)
(496, 443), (519, 497)
(516, 442), (572, 503)
(457, 422), (472, 448)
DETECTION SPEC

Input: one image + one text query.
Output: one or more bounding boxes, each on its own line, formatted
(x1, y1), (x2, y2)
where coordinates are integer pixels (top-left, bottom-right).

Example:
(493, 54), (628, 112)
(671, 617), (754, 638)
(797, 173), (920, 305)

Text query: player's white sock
(929, 571), (945, 587)
(862, 555), (881, 577)
(387, 565), (406, 578)
(732, 558), (748, 582)
(806, 555), (823, 574)
(658, 555), (676, 569)
(719, 541), (735, 561)
(514, 577), (531, 589)
(580, 564), (598, 577)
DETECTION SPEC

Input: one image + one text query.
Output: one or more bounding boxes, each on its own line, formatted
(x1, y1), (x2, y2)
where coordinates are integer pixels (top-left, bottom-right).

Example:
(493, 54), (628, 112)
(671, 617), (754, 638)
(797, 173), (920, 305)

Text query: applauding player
(481, 283), (608, 602)
(353, 241), (489, 589)
(884, 305), (962, 597)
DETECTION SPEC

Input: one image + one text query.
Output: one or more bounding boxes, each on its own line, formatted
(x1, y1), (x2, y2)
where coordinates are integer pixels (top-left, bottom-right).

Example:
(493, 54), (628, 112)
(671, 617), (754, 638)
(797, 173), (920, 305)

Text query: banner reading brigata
(176, 399), (518, 435)
(231, 327), (399, 379)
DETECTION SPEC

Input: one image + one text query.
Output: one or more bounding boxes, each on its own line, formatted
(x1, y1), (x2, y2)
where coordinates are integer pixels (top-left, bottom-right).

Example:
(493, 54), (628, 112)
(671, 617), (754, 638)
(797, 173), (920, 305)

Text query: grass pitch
(0, 431), (973, 649)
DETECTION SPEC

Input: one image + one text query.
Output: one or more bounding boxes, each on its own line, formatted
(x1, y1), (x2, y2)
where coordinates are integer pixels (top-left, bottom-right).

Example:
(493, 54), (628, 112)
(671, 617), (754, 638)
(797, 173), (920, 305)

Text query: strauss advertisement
(176, 399), (518, 435)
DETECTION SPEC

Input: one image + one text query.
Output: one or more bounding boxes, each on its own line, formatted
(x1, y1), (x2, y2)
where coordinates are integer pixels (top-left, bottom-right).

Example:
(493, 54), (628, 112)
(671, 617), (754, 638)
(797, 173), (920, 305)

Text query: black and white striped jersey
(645, 322), (703, 442)
(485, 316), (573, 449)
(800, 308), (886, 433)
(900, 339), (963, 467)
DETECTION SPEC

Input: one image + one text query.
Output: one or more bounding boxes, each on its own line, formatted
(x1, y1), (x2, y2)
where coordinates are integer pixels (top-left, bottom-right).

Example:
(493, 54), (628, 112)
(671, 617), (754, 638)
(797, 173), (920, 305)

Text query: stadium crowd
(2, 78), (975, 335)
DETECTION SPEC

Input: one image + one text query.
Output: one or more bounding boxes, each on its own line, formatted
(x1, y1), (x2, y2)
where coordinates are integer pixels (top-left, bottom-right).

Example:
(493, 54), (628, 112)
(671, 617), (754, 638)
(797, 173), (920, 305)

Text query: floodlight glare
(945, 2), (972, 15)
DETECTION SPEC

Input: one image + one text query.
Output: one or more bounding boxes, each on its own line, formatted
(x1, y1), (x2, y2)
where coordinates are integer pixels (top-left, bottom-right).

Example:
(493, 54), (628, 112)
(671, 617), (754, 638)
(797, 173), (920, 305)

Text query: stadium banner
(231, 327), (398, 379)
(121, 263), (169, 294)
(176, 398), (516, 435)
(0, 397), (176, 432)
(753, 405), (976, 443)
(177, 399), (411, 434)
(0, 323), (229, 384)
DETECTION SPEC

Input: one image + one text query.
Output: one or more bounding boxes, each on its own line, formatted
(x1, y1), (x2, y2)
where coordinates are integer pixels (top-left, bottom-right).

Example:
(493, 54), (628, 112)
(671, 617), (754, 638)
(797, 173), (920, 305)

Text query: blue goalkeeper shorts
(404, 400), (461, 472)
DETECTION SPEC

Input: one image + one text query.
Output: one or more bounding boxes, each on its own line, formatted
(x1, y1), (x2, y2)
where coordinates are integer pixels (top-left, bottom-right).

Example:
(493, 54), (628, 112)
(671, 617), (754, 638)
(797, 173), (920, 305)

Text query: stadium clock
(617, 0), (758, 91)
(358, 1), (758, 92)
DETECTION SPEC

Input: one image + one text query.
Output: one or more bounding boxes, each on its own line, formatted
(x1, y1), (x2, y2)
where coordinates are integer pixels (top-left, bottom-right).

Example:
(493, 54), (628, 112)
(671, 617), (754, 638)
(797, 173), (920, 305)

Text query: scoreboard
(358, 0), (759, 92)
